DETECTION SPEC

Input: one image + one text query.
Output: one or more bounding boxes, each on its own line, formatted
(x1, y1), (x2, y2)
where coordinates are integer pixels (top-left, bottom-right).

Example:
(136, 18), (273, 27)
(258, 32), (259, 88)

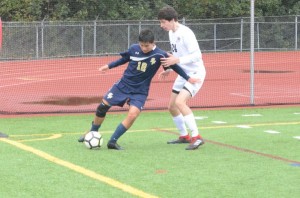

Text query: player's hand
(158, 69), (171, 80)
(161, 54), (179, 67)
(98, 65), (109, 73)
(188, 77), (201, 84)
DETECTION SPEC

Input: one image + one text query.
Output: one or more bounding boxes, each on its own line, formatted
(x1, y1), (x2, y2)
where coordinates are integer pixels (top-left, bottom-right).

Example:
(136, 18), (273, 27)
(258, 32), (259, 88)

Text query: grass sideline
(0, 106), (300, 198)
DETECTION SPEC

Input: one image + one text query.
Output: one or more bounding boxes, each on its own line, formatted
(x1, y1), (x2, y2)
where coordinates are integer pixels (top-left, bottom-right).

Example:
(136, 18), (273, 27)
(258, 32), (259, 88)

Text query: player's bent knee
(96, 102), (111, 117)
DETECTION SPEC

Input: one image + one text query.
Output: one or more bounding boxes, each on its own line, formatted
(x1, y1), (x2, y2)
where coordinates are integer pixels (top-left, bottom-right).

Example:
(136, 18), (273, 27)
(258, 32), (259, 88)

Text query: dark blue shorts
(103, 84), (147, 111)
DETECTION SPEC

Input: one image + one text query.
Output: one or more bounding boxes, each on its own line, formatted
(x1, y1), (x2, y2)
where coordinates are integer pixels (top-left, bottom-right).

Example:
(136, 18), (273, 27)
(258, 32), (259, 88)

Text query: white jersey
(169, 24), (205, 74)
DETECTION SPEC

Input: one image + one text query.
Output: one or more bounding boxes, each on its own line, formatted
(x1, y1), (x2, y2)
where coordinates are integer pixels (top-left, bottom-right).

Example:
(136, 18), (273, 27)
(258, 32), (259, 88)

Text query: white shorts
(172, 70), (206, 97)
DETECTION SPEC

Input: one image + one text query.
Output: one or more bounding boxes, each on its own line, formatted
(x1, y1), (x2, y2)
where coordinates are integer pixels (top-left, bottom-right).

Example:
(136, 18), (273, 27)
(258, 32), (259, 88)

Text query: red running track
(0, 51), (299, 114)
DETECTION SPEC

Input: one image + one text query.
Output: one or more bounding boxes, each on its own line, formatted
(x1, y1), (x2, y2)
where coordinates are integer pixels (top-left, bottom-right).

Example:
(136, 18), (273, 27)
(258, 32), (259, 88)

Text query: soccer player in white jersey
(158, 5), (206, 150)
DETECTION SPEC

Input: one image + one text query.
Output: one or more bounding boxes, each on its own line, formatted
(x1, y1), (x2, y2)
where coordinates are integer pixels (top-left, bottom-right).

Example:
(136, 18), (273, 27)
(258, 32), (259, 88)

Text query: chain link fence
(1, 16), (299, 60)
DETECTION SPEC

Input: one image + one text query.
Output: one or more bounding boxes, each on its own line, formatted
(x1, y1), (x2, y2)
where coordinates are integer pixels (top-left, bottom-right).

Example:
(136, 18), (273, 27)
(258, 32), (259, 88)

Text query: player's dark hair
(138, 29), (155, 43)
(158, 5), (178, 22)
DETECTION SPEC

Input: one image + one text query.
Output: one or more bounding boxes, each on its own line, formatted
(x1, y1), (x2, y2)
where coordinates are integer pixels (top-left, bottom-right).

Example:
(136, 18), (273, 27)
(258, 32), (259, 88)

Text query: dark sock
(90, 123), (101, 131)
(109, 123), (127, 143)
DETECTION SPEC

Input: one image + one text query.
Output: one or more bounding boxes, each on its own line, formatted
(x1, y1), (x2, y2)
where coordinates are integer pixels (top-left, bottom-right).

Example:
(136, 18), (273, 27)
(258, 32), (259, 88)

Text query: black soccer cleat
(78, 131), (89, 142)
(78, 135), (85, 142)
(107, 141), (124, 150)
(167, 136), (191, 144)
(185, 137), (205, 150)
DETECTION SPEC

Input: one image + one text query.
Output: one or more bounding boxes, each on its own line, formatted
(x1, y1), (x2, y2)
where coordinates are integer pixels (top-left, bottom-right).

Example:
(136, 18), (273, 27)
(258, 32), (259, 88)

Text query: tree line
(0, 0), (299, 21)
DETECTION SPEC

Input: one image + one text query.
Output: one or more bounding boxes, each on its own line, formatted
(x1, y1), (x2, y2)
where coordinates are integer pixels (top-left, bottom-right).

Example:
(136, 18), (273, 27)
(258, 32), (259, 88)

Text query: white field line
(264, 130), (280, 134)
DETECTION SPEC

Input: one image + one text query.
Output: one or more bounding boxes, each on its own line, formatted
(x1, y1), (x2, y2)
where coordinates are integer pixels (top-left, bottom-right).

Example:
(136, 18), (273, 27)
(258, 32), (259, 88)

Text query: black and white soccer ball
(84, 131), (103, 149)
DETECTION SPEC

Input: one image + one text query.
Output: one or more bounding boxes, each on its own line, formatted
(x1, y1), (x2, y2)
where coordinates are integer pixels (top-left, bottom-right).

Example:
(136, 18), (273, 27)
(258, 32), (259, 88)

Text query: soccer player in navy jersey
(78, 29), (200, 150)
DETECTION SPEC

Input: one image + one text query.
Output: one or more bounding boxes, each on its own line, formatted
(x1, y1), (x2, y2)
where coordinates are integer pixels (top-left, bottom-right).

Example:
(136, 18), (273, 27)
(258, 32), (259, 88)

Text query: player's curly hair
(158, 5), (178, 22)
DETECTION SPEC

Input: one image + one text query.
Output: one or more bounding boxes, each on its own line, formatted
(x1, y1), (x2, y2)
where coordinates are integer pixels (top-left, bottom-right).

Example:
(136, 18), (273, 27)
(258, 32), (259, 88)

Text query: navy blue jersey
(108, 44), (189, 96)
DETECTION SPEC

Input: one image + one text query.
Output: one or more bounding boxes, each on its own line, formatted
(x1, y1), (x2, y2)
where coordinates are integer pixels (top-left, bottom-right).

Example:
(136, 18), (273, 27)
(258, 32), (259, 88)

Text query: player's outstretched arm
(99, 64), (109, 73)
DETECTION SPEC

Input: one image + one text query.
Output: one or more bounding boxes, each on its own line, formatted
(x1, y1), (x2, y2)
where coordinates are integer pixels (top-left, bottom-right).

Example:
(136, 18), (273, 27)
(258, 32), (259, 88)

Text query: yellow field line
(151, 121), (300, 131)
(201, 121), (300, 129)
(0, 138), (159, 198)
(18, 134), (62, 142)
(8, 121), (300, 138)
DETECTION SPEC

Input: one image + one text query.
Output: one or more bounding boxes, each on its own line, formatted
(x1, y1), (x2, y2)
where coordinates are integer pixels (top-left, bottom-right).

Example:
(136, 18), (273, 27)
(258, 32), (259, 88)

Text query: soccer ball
(84, 131), (103, 149)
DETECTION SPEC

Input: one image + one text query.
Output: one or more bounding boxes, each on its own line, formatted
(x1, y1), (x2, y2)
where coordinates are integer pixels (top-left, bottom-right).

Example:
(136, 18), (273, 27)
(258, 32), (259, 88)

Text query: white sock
(184, 113), (199, 137)
(173, 114), (188, 136)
